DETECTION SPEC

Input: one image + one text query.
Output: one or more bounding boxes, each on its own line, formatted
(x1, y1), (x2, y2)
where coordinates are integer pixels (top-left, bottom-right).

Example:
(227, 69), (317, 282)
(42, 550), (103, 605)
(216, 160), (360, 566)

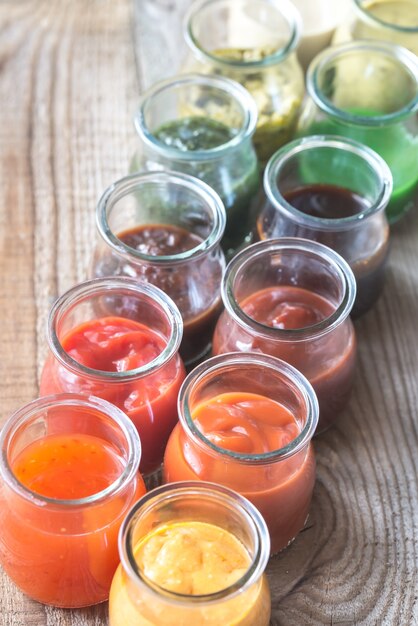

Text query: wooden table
(0, 1), (417, 624)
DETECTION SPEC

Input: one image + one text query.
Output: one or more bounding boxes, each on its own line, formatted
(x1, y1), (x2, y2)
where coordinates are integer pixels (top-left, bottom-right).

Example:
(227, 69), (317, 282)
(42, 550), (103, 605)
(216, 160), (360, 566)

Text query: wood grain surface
(0, 1), (417, 625)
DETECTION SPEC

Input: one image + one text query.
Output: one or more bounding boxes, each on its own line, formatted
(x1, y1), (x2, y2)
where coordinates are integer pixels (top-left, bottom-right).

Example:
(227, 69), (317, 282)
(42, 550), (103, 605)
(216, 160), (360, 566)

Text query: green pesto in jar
(211, 47), (303, 164)
(154, 116), (236, 151)
(153, 116), (260, 256)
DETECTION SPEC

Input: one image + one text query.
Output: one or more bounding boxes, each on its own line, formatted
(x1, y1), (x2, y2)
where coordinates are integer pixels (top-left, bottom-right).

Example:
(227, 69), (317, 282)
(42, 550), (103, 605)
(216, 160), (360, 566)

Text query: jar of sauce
(109, 482), (271, 625)
(298, 41), (418, 223)
(182, 0), (305, 165)
(132, 73), (260, 256)
(92, 171), (226, 368)
(0, 394), (145, 608)
(260, 135), (392, 317)
(164, 353), (319, 554)
(334, 0), (418, 55)
(212, 238), (357, 433)
(39, 277), (185, 477)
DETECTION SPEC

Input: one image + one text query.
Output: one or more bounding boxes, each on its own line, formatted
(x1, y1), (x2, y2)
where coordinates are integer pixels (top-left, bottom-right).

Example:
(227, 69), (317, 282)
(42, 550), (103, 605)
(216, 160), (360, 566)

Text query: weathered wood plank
(0, 1), (139, 624)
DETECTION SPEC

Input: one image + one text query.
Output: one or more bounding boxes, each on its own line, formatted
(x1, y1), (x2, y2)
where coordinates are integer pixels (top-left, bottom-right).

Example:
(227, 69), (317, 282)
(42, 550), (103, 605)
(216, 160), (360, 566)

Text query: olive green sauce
(212, 47), (303, 164)
(154, 116), (236, 151)
(153, 116), (260, 256)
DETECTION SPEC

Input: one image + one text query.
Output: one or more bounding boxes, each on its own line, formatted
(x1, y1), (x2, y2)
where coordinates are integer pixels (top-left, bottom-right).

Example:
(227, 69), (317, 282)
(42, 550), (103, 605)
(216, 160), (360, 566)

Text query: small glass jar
(164, 353), (319, 554)
(333, 0), (418, 55)
(212, 238), (357, 433)
(92, 170), (226, 367)
(183, 0), (305, 165)
(260, 135), (393, 316)
(39, 277), (185, 477)
(109, 482), (271, 626)
(297, 41), (418, 223)
(0, 393), (144, 608)
(132, 73), (260, 256)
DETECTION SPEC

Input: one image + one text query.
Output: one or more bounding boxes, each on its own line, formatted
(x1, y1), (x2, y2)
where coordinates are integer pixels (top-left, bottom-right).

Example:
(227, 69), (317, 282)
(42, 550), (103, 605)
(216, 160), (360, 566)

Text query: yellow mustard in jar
(109, 484), (271, 626)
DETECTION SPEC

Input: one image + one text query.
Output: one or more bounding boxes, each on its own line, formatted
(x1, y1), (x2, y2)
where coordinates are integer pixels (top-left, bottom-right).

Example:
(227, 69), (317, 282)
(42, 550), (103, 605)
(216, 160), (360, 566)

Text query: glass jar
(109, 482), (271, 625)
(0, 393), (144, 608)
(92, 170), (226, 367)
(164, 353), (319, 554)
(39, 277), (185, 477)
(212, 238), (357, 433)
(297, 41), (418, 223)
(132, 73), (260, 256)
(260, 135), (392, 317)
(333, 0), (418, 55)
(183, 0), (305, 165)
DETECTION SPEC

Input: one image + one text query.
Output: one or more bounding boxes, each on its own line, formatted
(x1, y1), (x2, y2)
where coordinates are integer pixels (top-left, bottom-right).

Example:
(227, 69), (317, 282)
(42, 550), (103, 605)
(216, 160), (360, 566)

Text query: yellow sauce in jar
(109, 521), (271, 626)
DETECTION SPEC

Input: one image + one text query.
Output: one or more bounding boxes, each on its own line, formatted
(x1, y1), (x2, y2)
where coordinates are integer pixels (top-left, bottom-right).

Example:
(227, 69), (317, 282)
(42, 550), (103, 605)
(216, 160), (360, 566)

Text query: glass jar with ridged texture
(260, 135), (392, 316)
(333, 0), (418, 55)
(183, 0), (304, 165)
(39, 277), (185, 477)
(164, 352), (318, 554)
(109, 482), (271, 626)
(0, 394), (144, 608)
(212, 238), (357, 433)
(92, 170), (226, 368)
(297, 41), (418, 223)
(131, 73), (260, 257)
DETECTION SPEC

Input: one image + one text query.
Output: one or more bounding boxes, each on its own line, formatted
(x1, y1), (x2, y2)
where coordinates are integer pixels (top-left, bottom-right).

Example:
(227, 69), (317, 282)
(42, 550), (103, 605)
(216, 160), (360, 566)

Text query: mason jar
(164, 353), (319, 554)
(131, 73), (260, 256)
(260, 135), (393, 316)
(333, 0), (418, 55)
(212, 239), (357, 433)
(39, 277), (185, 477)
(298, 40), (418, 223)
(92, 170), (226, 367)
(183, 0), (305, 165)
(109, 482), (271, 625)
(0, 394), (144, 608)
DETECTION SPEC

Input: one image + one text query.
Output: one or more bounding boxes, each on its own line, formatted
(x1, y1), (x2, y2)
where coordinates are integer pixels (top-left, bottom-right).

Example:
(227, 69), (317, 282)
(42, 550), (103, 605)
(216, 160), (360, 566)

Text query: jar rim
(47, 277), (183, 382)
(264, 135), (393, 231)
(354, 0), (418, 33)
(134, 73), (258, 161)
(0, 393), (141, 508)
(96, 171), (226, 264)
(222, 238), (357, 341)
(184, 0), (301, 68)
(307, 41), (418, 125)
(178, 352), (319, 463)
(119, 481), (270, 603)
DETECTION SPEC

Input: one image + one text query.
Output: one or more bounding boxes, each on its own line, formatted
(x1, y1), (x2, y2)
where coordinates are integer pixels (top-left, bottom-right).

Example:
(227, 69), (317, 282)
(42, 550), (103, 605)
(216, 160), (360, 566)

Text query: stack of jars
(1, 0), (418, 624)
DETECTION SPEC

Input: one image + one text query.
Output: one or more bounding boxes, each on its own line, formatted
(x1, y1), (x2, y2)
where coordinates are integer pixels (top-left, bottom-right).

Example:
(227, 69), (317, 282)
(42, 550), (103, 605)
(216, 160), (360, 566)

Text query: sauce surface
(241, 285), (333, 330)
(284, 184), (369, 219)
(192, 392), (299, 455)
(118, 223), (202, 256)
(13, 434), (123, 499)
(62, 316), (165, 373)
(136, 521), (250, 595)
(154, 116), (236, 151)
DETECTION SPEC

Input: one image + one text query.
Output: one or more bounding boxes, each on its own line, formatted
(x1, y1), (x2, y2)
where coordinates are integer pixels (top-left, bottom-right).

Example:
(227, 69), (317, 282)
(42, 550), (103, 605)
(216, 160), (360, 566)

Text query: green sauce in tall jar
(132, 75), (260, 256)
